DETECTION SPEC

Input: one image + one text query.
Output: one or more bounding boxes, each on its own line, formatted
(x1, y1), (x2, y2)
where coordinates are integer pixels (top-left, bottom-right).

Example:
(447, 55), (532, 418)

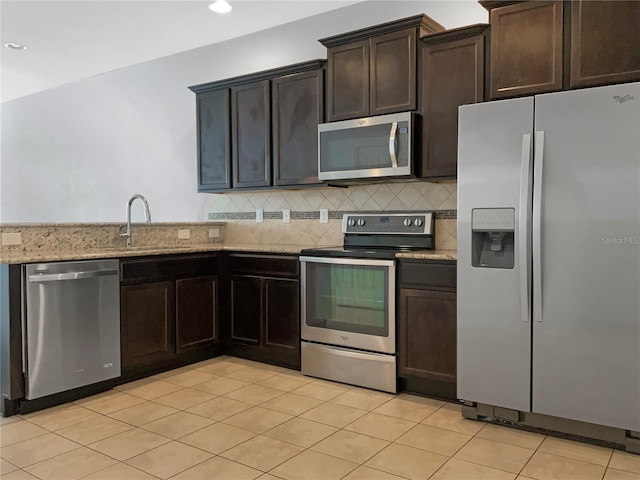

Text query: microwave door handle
(389, 122), (398, 169)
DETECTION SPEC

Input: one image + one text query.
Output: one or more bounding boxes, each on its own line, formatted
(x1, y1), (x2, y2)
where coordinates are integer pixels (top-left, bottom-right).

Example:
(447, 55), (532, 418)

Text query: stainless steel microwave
(318, 112), (415, 182)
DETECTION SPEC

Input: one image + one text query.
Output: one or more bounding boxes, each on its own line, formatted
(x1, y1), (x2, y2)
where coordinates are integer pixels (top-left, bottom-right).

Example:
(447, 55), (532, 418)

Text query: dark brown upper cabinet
(419, 24), (489, 179)
(482, 0), (640, 99)
(569, 0), (640, 89)
(272, 68), (325, 186)
(320, 14), (444, 122)
(196, 89), (231, 191)
(487, 1), (564, 99)
(189, 60), (326, 192)
(231, 80), (271, 188)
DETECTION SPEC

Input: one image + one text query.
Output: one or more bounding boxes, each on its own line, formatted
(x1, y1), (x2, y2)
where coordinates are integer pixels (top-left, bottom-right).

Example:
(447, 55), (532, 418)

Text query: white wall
(0, 1), (486, 223)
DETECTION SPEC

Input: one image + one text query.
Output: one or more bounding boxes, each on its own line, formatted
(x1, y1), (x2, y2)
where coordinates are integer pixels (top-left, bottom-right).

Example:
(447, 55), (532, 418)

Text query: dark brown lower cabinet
(120, 254), (220, 378)
(231, 275), (262, 345)
(228, 254), (300, 369)
(121, 281), (175, 369)
(398, 260), (457, 399)
(176, 276), (217, 353)
(264, 278), (300, 353)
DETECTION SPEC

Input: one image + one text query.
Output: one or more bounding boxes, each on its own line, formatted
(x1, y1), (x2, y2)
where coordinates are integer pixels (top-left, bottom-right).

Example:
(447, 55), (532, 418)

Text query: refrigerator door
(533, 82), (640, 431)
(457, 97), (533, 412)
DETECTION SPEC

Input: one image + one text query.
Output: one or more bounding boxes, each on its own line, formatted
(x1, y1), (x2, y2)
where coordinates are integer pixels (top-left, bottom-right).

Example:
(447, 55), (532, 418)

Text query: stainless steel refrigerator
(457, 82), (640, 441)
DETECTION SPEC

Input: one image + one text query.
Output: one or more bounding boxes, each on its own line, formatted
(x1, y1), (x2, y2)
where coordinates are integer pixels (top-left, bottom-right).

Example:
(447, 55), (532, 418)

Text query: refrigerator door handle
(533, 131), (545, 322)
(519, 133), (532, 322)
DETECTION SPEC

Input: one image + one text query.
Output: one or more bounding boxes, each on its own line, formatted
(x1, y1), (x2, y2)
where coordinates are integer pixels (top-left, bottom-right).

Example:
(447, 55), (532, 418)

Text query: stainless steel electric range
(299, 212), (434, 393)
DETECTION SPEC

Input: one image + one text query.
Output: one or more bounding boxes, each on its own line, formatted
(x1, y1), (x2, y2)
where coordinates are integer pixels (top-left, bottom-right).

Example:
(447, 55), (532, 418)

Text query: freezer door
(533, 82), (640, 431)
(457, 97), (534, 412)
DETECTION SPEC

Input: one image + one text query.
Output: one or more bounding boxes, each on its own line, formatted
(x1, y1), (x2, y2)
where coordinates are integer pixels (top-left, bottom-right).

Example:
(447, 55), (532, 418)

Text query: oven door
(300, 256), (395, 354)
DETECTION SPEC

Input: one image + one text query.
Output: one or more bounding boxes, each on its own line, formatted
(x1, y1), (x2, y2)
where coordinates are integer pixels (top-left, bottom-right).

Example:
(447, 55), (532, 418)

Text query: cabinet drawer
(228, 254), (299, 278)
(400, 261), (456, 290)
(121, 254), (218, 283)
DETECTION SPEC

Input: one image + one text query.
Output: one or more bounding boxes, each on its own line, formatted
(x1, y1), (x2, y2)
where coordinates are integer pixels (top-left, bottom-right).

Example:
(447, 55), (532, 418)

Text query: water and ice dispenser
(471, 208), (515, 269)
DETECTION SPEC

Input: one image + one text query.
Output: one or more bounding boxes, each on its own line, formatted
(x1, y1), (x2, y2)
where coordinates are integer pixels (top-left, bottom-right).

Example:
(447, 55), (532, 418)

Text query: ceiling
(0, 0), (364, 102)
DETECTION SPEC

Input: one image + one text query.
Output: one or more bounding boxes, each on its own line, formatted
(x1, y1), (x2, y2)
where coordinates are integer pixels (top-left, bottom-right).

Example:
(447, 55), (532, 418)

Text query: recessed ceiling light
(209, 0), (232, 14)
(4, 43), (27, 51)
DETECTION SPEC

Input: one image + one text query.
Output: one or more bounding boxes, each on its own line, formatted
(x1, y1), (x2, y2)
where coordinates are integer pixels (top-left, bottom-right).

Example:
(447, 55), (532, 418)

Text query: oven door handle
(299, 256), (395, 268)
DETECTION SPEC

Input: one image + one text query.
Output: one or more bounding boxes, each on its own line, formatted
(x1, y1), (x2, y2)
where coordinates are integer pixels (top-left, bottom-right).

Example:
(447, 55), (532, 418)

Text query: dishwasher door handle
(28, 269), (119, 283)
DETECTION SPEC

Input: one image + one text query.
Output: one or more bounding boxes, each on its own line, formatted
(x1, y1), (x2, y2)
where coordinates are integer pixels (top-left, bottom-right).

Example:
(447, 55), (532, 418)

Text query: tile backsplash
(204, 181), (457, 250)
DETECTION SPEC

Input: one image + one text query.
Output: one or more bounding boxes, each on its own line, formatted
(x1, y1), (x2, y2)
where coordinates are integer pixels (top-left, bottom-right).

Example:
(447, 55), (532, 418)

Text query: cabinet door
(231, 81), (271, 188)
(176, 276), (217, 353)
(272, 69), (324, 186)
(263, 277), (300, 352)
(197, 89), (231, 191)
(327, 40), (370, 121)
(230, 275), (262, 345)
(399, 288), (457, 384)
(489, 1), (563, 99)
(370, 28), (417, 116)
(121, 282), (175, 369)
(570, 1), (640, 88)
(420, 34), (485, 179)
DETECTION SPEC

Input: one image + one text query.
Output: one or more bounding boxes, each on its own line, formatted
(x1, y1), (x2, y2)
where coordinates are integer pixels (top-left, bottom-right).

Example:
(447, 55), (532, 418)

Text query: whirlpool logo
(613, 94), (635, 104)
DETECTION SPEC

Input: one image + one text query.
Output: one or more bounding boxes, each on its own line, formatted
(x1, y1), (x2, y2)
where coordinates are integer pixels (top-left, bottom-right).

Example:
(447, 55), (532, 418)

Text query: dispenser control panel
(472, 208), (515, 232)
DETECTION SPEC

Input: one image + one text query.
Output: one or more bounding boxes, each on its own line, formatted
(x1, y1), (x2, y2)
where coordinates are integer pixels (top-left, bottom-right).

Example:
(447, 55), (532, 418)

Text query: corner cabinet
(120, 253), (219, 378)
(196, 89), (231, 190)
(419, 24), (488, 179)
(398, 259), (457, 400)
(225, 253), (300, 369)
(189, 60), (326, 192)
(320, 14), (444, 122)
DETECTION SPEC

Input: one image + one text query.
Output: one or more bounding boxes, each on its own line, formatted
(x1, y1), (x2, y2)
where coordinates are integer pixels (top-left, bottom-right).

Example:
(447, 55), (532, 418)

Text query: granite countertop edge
(1, 245), (457, 264)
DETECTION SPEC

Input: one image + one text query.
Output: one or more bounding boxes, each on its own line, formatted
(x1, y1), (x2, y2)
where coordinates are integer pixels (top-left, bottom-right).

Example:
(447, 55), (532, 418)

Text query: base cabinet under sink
(119, 253), (220, 379)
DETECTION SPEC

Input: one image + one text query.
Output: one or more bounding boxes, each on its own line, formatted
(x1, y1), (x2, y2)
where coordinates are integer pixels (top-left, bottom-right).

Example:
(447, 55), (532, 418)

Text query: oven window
(305, 262), (389, 336)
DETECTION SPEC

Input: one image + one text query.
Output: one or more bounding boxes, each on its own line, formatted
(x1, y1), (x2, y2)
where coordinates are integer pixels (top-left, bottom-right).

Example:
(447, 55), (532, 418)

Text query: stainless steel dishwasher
(25, 259), (121, 400)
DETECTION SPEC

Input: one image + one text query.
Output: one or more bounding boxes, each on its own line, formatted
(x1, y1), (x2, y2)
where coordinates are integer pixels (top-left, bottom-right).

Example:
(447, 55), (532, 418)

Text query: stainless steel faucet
(120, 194), (151, 247)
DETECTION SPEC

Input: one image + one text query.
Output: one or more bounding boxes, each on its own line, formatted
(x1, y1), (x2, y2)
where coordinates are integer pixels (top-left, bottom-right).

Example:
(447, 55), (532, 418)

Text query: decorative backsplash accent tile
(209, 209), (456, 221)
(204, 181), (458, 250)
(203, 181), (457, 215)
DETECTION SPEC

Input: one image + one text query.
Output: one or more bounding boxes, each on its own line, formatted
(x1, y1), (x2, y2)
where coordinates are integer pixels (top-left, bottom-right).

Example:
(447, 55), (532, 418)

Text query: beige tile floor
(1, 356), (639, 480)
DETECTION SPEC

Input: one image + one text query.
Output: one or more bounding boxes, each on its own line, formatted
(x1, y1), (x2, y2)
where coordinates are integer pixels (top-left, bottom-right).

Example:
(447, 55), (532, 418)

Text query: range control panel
(342, 213), (433, 235)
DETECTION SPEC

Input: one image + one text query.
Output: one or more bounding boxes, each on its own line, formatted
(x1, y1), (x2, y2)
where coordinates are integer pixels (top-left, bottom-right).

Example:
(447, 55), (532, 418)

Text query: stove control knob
(403, 218), (412, 227)
(357, 218), (365, 226)
(348, 218), (356, 227)
(415, 218), (424, 227)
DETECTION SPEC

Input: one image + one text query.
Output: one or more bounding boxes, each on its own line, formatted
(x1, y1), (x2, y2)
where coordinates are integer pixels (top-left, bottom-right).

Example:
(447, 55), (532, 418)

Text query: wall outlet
(256, 209), (263, 223)
(1, 232), (22, 246)
(208, 228), (220, 238)
(320, 209), (329, 224)
(178, 229), (191, 239)
(283, 209), (291, 224)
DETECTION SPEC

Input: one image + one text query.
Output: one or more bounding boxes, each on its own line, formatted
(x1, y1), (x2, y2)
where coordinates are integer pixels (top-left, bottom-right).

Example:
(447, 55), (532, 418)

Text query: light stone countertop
(395, 249), (457, 261)
(0, 243), (325, 264)
(1, 243), (456, 265)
